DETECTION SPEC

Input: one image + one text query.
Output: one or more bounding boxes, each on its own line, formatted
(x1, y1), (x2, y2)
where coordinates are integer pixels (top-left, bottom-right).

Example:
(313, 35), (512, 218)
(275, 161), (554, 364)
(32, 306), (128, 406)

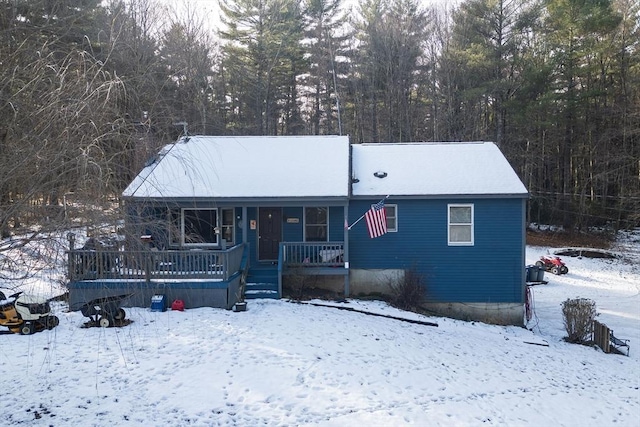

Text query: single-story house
(66, 135), (528, 325)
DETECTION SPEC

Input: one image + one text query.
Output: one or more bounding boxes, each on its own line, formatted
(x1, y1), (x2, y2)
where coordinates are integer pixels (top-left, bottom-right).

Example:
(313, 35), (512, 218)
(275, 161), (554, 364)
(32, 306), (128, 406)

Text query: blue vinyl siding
(283, 207), (303, 242)
(246, 207), (259, 262)
(279, 206), (345, 242)
(348, 198), (525, 303)
(246, 206), (346, 262)
(329, 206), (345, 241)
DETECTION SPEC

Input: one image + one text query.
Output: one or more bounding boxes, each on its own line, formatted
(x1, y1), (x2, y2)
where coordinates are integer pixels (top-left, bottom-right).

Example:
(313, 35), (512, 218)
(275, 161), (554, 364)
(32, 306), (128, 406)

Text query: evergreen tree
(302, 0), (351, 135)
(348, 0), (429, 142)
(219, 0), (306, 135)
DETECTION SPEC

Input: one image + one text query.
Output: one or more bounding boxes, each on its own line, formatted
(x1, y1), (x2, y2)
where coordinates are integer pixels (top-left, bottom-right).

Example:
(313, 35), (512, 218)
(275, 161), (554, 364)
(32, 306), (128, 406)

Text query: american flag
(365, 199), (387, 238)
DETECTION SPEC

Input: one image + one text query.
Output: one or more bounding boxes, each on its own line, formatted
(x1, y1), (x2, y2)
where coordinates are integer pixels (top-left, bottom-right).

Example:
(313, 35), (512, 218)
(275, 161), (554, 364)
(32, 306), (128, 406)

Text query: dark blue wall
(348, 198), (525, 303)
(125, 198), (524, 304)
(245, 206), (346, 262)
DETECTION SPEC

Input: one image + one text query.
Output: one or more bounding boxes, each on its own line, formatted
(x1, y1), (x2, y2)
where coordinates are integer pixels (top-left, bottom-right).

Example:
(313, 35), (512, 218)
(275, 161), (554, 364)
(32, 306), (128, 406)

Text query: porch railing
(280, 242), (345, 267)
(68, 243), (246, 282)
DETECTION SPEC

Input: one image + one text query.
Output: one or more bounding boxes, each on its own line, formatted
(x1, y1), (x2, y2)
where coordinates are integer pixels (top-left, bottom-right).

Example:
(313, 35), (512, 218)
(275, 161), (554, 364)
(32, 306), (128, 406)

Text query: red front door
(258, 208), (282, 260)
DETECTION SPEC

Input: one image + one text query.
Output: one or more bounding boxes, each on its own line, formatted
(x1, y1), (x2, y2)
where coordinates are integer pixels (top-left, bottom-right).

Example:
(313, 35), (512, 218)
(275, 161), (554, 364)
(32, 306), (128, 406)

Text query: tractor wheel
(20, 322), (34, 335)
(114, 308), (126, 321)
(535, 261), (544, 267)
(561, 266), (569, 274)
(551, 266), (561, 275)
(46, 316), (60, 329)
(98, 317), (111, 328)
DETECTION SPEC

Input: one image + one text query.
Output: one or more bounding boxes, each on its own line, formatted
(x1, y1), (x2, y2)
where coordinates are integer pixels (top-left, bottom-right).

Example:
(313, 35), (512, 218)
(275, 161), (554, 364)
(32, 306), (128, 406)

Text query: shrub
(561, 298), (597, 343)
(390, 267), (426, 311)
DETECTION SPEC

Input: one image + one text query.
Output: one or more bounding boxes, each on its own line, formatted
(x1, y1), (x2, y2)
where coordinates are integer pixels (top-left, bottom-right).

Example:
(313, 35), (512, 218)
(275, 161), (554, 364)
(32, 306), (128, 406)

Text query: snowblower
(0, 290), (60, 335)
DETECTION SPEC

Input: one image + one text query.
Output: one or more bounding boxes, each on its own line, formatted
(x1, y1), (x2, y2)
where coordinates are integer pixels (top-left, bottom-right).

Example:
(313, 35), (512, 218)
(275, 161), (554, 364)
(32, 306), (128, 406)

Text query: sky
(0, 229), (638, 426)
(162, 0), (462, 35)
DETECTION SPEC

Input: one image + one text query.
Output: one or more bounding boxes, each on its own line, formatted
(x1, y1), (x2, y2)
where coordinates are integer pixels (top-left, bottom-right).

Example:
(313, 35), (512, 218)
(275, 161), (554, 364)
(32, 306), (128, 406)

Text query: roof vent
(373, 171), (387, 178)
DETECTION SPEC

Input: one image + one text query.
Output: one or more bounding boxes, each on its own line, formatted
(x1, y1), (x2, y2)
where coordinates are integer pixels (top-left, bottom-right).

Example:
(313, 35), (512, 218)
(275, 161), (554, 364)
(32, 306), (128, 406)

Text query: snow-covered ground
(0, 231), (638, 426)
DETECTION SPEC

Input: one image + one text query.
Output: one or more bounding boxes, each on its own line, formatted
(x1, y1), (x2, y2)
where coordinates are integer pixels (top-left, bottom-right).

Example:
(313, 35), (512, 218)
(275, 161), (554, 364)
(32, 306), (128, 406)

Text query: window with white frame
(183, 209), (218, 245)
(305, 207), (328, 242)
(221, 208), (235, 245)
(168, 208), (219, 246)
(448, 204), (474, 246)
(385, 204), (398, 232)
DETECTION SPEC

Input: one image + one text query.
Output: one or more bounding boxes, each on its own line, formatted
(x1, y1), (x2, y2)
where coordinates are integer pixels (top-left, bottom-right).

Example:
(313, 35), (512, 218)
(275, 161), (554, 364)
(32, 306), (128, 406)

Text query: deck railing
(280, 242), (345, 267)
(68, 243), (246, 282)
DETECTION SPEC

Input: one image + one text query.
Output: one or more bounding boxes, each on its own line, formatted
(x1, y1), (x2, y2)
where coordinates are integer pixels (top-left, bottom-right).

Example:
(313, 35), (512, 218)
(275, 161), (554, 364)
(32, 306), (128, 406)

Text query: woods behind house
(0, 0), (638, 241)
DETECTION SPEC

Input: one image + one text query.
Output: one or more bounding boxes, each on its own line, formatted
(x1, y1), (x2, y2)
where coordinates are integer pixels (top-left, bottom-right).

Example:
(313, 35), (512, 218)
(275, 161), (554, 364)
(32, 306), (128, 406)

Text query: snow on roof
(351, 142), (528, 197)
(123, 135), (351, 199)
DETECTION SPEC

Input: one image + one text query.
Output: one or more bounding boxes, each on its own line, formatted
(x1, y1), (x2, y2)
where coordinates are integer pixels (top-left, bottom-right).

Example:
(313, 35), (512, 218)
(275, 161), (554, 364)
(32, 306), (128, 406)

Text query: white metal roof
(351, 142), (528, 197)
(123, 135), (351, 199)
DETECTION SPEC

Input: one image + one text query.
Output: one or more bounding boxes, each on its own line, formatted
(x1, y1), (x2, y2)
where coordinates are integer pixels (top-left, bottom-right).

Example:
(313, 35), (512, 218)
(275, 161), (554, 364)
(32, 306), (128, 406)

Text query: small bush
(390, 267), (426, 311)
(561, 298), (597, 343)
(284, 269), (326, 300)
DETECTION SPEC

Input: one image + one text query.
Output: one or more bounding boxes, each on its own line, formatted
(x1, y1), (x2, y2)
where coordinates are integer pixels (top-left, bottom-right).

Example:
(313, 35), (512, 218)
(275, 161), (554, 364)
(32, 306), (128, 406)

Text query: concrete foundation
(422, 302), (524, 326)
(349, 269), (404, 296)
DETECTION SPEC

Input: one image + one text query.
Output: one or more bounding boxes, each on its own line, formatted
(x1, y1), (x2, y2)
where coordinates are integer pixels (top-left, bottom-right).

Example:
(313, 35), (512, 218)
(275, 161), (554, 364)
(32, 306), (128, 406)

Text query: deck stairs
(245, 264), (280, 299)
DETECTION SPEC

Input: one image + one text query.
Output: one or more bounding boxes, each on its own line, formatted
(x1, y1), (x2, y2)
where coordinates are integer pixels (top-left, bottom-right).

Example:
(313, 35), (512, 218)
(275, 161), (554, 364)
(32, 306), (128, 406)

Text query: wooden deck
(68, 244), (246, 282)
(67, 241), (349, 300)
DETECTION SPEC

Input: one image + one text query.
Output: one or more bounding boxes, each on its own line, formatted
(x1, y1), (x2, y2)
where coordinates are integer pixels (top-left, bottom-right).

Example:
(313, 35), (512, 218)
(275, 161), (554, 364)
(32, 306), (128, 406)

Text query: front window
(305, 207), (328, 242)
(183, 209), (218, 245)
(448, 204), (474, 246)
(169, 208), (219, 246)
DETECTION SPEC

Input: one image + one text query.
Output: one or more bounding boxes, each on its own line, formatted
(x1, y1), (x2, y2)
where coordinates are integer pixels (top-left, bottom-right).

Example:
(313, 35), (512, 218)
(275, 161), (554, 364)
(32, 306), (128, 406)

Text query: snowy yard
(0, 231), (638, 426)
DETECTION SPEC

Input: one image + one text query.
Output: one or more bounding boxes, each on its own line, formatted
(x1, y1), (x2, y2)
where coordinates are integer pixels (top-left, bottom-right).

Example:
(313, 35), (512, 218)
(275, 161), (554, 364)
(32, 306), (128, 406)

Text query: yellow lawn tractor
(0, 290), (59, 335)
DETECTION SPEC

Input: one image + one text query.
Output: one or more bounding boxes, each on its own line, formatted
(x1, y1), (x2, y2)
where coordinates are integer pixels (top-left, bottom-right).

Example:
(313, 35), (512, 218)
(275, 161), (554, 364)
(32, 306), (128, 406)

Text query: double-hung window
(305, 207), (328, 242)
(220, 208), (235, 246)
(385, 204), (398, 232)
(448, 204), (474, 246)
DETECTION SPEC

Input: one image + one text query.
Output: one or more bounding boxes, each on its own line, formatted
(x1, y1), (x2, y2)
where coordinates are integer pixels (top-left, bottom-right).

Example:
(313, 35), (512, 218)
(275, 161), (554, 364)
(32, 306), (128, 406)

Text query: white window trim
(386, 204), (398, 232)
(180, 208), (219, 247)
(448, 204), (474, 246)
(220, 208), (235, 246)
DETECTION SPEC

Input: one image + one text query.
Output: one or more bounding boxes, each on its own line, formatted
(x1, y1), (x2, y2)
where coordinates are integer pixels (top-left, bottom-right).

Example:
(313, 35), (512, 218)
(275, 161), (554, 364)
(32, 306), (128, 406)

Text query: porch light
(374, 171), (387, 178)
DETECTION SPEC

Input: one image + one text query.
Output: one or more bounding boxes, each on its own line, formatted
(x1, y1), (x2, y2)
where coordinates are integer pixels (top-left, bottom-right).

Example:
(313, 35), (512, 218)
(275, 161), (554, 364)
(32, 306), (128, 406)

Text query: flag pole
(347, 195), (389, 230)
